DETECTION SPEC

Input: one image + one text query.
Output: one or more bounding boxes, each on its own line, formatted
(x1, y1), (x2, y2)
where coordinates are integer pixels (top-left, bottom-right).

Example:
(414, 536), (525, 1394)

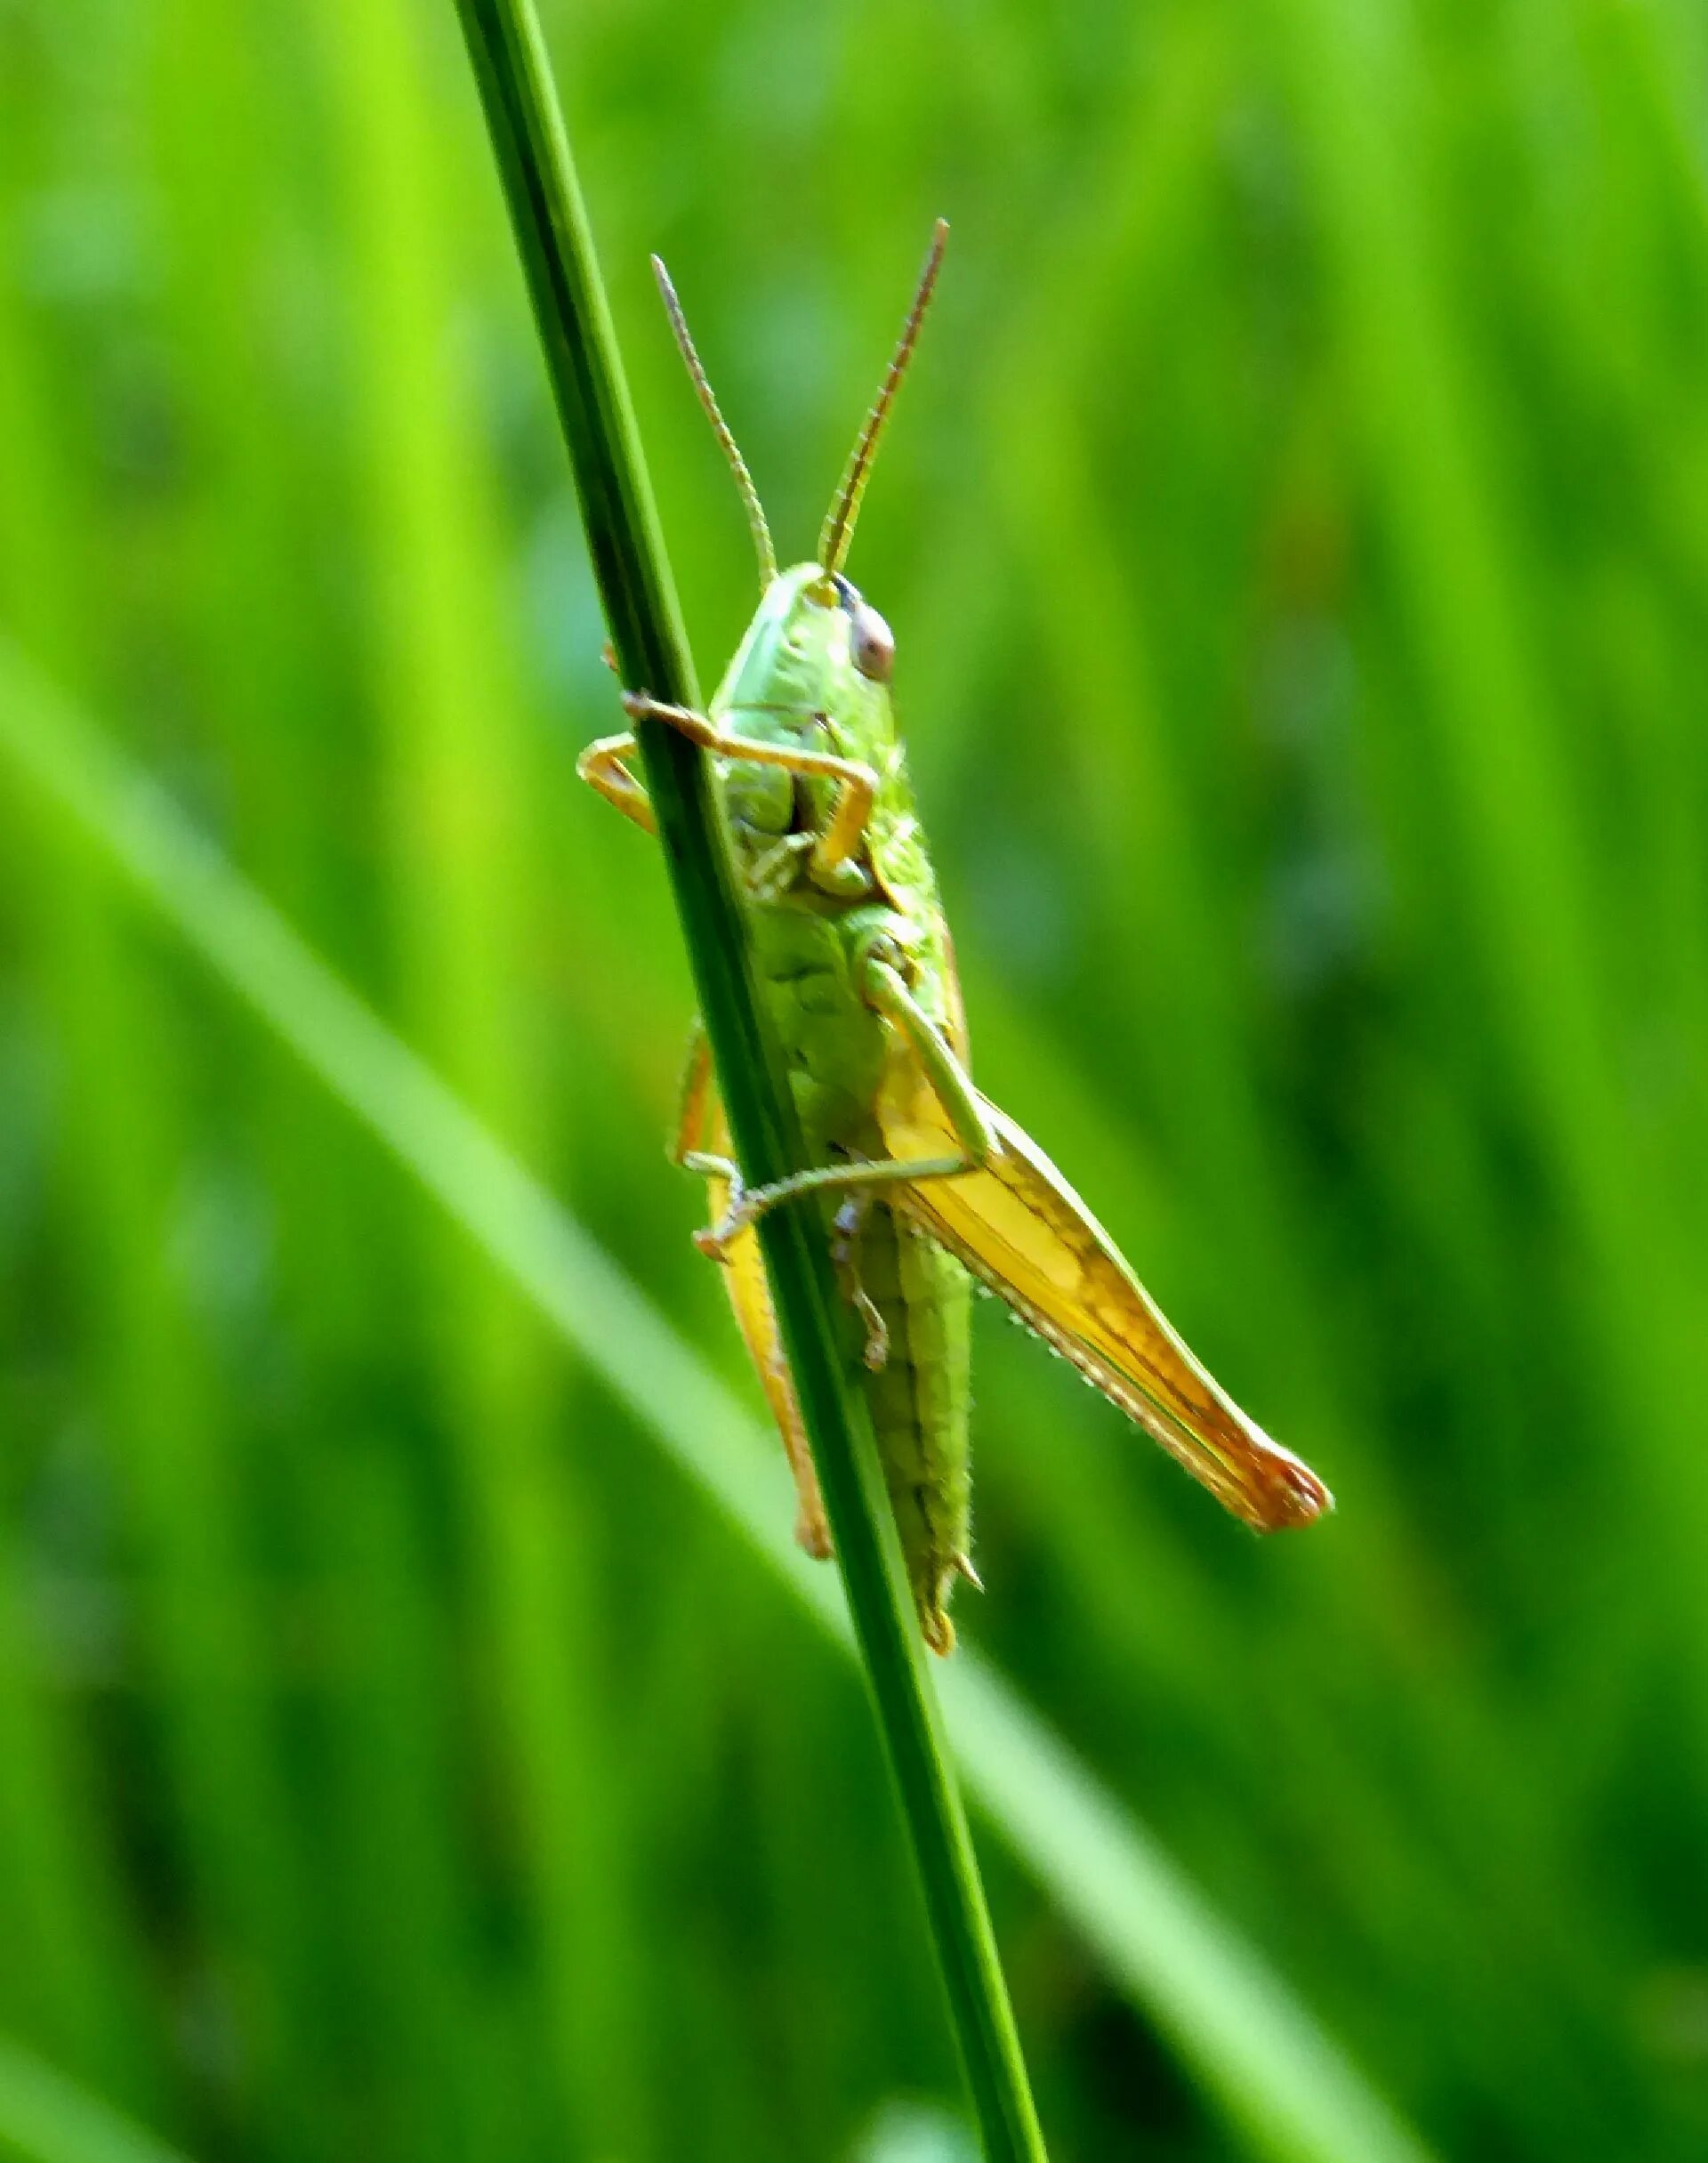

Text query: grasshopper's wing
(703, 1098), (831, 1559)
(875, 1053), (1332, 1531)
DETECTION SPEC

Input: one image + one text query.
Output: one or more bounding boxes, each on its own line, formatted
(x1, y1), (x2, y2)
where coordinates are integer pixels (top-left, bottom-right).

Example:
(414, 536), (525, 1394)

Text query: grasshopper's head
(715, 561), (897, 721)
(651, 222), (946, 673)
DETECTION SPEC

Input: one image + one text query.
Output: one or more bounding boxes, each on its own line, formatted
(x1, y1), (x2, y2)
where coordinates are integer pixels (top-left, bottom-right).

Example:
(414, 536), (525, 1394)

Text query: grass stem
(449, 3), (1048, 2152)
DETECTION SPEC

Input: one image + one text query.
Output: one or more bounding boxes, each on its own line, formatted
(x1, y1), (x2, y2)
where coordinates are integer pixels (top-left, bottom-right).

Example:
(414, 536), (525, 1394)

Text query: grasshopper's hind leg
(673, 1024), (831, 1560)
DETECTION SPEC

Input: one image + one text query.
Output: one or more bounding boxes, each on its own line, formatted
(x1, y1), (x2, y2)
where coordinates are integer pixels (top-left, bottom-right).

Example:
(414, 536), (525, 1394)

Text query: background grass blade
(0, 2038), (190, 2163)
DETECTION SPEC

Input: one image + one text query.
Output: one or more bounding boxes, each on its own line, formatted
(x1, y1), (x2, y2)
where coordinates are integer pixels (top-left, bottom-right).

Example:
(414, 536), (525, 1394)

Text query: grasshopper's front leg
(578, 730), (657, 835)
(577, 693), (881, 892)
(578, 733), (810, 900)
(694, 941), (995, 1257)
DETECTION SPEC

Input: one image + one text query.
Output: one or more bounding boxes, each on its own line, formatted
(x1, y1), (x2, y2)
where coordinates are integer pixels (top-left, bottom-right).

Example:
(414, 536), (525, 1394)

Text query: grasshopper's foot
(794, 1506), (833, 1562)
(686, 1156), (745, 1262)
(694, 1174), (775, 1258)
(810, 852), (875, 901)
(693, 1218), (737, 1262)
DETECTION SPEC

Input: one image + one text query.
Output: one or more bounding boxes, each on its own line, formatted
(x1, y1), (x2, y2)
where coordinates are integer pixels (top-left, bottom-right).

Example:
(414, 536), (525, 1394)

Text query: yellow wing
(876, 1049), (1332, 1532)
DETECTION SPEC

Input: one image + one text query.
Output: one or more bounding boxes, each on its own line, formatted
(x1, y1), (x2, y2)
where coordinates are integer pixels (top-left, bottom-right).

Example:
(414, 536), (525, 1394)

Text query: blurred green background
(4, 0), (1708, 2158)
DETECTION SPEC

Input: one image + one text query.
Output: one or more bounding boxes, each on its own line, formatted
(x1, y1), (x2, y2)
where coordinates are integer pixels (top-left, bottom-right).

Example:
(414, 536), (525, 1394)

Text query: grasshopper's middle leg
(693, 950), (996, 1256)
(672, 1024), (831, 1560)
(830, 1193), (890, 1372)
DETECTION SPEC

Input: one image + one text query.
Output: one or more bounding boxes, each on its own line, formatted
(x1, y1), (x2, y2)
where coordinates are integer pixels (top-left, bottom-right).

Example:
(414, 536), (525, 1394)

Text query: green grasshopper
(580, 222), (1331, 1651)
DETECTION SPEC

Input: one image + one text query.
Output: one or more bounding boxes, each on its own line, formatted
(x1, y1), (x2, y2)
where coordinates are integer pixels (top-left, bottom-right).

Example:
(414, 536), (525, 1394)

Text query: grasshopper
(580, 223), (1331, 1652)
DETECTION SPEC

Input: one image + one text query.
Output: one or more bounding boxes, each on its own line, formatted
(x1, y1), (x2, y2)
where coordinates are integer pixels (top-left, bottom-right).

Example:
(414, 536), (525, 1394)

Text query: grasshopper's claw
(794, 1508), (833, 1561)
(696, 1150), (792, 1254)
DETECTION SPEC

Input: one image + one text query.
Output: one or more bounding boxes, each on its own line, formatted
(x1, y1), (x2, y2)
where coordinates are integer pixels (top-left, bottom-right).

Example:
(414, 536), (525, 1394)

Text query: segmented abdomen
(857, 1199), (972, 1652)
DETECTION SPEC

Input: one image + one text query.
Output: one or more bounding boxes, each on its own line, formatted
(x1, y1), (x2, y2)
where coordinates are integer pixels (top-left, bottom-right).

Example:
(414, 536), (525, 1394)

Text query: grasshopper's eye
(850, 602), (895, 684)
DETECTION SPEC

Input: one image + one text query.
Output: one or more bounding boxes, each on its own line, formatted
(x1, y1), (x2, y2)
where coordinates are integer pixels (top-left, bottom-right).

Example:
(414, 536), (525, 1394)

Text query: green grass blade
(939, 1669), (1435, 2163)
(447, 4), (1046, 2153)
(0, 91), (330, 2143)
(0, 2038), (190, 2163)
(0, 642), (1437, 2163)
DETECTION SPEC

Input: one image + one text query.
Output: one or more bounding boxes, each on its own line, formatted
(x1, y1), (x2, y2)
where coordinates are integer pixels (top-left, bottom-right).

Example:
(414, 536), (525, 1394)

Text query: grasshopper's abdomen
(856, 1199), (972, 1652)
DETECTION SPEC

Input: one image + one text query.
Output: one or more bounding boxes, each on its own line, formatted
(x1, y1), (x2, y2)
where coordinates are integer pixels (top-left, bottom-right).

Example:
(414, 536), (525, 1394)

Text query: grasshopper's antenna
(818, 219), (947, 580)
(651, 255), (777, 589)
